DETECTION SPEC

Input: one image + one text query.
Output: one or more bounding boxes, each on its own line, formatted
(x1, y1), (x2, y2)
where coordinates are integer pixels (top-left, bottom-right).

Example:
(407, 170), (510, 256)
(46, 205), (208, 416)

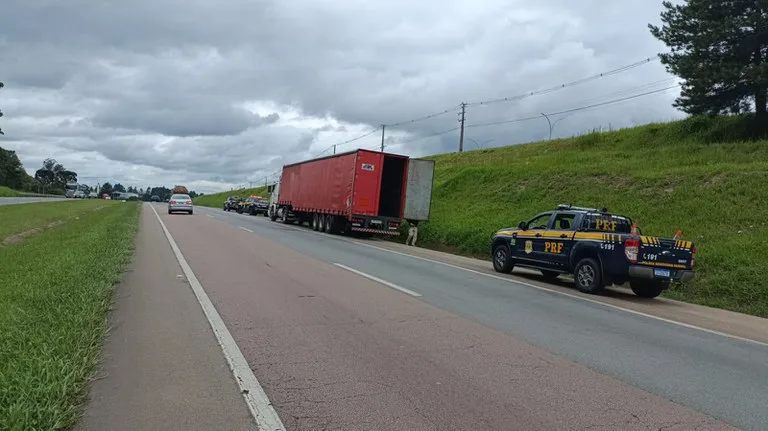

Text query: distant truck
(267, 149), (435, 236)
(172, 185), (189, 194)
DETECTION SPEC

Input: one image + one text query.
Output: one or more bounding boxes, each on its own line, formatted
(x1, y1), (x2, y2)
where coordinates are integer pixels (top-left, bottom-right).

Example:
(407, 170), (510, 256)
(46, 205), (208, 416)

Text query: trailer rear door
(403, 159), (435, 221)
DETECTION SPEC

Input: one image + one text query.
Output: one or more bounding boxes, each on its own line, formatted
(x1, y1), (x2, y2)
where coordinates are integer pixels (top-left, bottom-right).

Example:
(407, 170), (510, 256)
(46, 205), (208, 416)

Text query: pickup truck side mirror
(518, 221), (528, 230)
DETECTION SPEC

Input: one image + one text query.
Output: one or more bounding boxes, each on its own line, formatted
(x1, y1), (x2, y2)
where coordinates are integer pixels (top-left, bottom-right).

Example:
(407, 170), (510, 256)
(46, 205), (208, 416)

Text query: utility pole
(458, 103), (466, 152)
(380, 124), (386, 152)
(541, 113), (552, 140)
(333, 144), (336, 154)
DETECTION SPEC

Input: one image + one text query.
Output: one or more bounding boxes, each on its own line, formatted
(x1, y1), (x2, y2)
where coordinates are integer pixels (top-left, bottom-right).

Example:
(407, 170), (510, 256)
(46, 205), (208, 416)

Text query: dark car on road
(490, 204), (695, 298)
(223, 196), (242, 212)
(246, 197), (269, 216)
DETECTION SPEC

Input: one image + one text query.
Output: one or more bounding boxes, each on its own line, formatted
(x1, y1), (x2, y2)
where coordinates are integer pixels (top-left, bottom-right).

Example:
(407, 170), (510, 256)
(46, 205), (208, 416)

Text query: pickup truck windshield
(582, 214), (632, 233)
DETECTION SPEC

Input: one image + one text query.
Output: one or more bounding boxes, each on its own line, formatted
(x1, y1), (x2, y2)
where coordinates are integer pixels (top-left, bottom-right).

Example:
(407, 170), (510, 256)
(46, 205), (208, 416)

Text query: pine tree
(649, 0), (768, 121)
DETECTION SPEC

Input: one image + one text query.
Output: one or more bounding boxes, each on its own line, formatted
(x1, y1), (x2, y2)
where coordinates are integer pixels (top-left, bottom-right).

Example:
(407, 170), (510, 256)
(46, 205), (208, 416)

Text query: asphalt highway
(155, 203), (767, 430)
(0, 196), (66, 205)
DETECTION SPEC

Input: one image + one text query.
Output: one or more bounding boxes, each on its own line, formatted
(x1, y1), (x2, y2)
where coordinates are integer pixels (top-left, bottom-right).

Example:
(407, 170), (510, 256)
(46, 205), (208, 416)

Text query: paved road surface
(77, 205), (257, 431)
(0, 196), (66, 205)
(146, 203), (767, 430)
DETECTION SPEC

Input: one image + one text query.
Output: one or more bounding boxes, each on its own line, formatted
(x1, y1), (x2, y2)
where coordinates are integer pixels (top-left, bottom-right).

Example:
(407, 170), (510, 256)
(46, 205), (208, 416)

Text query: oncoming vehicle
(490, 204), (696, 299)
(168, 193), (194, 215)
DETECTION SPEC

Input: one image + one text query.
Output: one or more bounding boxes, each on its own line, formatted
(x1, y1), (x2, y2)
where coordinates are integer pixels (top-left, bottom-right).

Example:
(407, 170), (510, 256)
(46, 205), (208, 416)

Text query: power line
(384, 105), (460, 127)
(466, 55), (661, 107)
(467, 78), (680, 127)
(249, 127), (381, 186)
(396, 126), (461, 145)
(465, 84), (681, 129)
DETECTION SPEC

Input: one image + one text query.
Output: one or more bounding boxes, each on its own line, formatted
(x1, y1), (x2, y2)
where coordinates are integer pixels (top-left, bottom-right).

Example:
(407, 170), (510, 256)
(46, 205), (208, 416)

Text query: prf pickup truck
(491, 205), (695, 298)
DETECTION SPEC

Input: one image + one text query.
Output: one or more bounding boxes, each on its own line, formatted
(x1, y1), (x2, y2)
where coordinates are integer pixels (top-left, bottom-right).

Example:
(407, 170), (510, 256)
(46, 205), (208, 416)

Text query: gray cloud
(0, 0), (683, 193)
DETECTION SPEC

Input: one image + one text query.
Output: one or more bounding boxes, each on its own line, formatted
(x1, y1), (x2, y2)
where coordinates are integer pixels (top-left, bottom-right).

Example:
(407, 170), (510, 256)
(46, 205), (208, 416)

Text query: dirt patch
(1, 220), (65, 247)
(702, 173), (726, 188)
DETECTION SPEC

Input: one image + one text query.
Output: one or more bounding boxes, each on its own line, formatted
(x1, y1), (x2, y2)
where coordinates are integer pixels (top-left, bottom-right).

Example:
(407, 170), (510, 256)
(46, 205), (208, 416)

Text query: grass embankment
(209, 116), (768, 317)
(0, 200), (140, 430)
(192, 186), (270, 208)
(421, 115), (768, 317)
(0, 186), (58, 197)
(0, 199), (109, 240)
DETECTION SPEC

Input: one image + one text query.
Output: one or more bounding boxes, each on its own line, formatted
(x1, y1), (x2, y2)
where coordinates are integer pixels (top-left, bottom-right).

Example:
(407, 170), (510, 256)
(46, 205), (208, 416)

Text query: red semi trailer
(267, 149), (434, 236)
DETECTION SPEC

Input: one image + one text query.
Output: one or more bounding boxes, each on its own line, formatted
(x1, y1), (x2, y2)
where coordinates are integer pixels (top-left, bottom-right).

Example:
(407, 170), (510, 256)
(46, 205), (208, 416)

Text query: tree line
(0, 146), (201, 198)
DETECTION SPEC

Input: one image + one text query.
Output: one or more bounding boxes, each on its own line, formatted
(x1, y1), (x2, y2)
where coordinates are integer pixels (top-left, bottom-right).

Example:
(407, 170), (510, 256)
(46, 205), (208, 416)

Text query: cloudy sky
(0, 0), (683, 194)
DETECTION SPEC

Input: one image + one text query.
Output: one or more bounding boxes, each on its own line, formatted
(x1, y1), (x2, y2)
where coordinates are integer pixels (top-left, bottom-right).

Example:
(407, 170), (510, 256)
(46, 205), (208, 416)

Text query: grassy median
(0, 200), (140, 430)
(0, 199), (110, 240)
(0, 186), (56, 198)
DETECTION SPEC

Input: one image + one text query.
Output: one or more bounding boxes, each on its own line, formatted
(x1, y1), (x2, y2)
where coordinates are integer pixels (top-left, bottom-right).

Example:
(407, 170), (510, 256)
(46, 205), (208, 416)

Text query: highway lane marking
(149, 204), (286, 430)
(206, 214), (214, 218)
(239, 226), (254, 233)
(334, 263), (422, 297)
(194, 208), (768, 348)
(350, 241), (768, 348)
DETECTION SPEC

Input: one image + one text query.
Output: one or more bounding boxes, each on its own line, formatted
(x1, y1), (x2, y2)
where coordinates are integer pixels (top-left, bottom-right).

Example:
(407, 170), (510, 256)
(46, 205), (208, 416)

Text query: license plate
(654, 268), (671, 278)
(370, 220), (382, 225)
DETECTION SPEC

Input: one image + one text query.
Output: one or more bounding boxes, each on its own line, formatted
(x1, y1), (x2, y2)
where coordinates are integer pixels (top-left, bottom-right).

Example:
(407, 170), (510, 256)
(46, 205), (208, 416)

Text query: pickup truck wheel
(630, 280), (666, 299)
(492, 244), (514, 274)
(541, 270), (560, 281)
(574, 258), (604, 294)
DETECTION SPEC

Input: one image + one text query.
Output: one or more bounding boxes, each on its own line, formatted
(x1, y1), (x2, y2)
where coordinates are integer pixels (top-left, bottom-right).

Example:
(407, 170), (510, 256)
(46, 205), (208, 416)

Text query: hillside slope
(197, 116), (768, 317)
(422, 115), (767, 317)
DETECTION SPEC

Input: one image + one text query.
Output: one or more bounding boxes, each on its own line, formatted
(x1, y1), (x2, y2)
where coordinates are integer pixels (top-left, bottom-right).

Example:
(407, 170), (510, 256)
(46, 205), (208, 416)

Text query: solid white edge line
(206, 214), (214, 218)
(334, 263), (422, 297)
(350, 240), (768, 348)
(239, 226), (254, 233)
(148, 204), (286, 430)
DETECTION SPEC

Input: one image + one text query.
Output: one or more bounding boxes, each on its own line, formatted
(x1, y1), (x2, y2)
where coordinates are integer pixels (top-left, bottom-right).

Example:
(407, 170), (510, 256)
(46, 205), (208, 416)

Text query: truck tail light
(388, 221), (400, 229)
(691, 245), (696, 268)
(624, 238), (639, 263)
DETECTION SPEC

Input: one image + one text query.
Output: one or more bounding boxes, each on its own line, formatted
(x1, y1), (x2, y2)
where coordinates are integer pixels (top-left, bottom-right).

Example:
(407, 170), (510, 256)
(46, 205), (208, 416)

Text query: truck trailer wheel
(574, 258), (604, 294)
(318, 214), (326, 232)
(312, 214), (319, 231)
(492, 244), (514, 274)
(629, 280), (667, 298)
(326, 215), (342, 234)
(280, 208), (289, 224)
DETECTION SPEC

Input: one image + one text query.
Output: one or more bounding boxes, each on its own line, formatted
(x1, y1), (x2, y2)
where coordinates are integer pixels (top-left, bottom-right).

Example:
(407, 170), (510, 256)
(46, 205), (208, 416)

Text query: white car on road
(168, 193), (193, 215)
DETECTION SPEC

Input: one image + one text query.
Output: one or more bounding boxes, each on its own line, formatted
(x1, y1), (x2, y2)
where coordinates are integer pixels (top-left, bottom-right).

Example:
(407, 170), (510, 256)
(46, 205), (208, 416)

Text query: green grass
(0, 201), (140, 431)
(419, 114), (768, 317)
(0, 200), (111, 240)
(192, 186), (270, 208)
(204, 115), (768, 317)
(0, 186), (57, 198)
